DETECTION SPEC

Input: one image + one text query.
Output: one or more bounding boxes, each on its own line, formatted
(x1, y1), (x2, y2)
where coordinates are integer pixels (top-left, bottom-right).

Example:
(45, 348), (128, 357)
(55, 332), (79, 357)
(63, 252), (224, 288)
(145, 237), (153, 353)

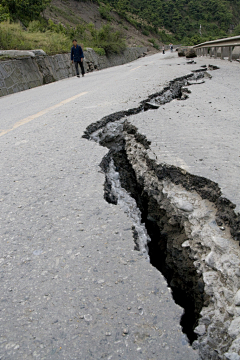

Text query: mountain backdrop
(0, 0), (240, 55)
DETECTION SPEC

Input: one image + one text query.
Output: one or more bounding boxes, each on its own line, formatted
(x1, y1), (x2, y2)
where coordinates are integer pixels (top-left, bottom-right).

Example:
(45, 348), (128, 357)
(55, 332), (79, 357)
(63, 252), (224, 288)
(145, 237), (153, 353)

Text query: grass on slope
(0, 21), (127, 56)
(44, 0), (163, 50)
(0, 22), (71, 54)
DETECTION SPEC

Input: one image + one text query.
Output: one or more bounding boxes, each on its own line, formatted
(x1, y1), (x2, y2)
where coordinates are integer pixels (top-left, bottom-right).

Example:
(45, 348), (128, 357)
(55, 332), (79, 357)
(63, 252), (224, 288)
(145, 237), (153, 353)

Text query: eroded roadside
(83, 70), (240, 360)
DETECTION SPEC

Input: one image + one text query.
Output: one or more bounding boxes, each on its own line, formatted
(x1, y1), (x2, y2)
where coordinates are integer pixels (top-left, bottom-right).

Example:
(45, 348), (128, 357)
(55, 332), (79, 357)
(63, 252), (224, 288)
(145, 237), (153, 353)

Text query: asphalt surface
(0, 51), (239, 359)
(129, 56), (240, 213)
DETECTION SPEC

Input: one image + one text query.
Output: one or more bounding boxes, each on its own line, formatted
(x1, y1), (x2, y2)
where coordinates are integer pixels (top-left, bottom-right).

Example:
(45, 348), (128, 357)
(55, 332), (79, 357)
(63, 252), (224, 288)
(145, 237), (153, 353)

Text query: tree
(0, 0), (51, 23)
(0, 4), (9, 22)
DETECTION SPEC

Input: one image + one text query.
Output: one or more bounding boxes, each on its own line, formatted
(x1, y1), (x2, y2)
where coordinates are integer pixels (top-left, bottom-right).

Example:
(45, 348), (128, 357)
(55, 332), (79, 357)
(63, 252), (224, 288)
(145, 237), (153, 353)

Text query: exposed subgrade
(83, 71), (240, 360)
(83, 71), (206, 139)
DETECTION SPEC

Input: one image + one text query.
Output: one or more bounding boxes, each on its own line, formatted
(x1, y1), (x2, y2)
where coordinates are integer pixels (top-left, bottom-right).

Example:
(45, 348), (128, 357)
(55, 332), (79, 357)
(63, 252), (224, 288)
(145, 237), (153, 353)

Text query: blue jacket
(71, 45), (84, 62)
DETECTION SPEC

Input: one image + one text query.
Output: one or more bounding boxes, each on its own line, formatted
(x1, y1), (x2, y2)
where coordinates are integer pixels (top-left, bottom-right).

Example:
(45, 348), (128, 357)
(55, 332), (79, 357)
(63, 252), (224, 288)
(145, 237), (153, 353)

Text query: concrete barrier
(215, 46), (240, 60)
(197, 46), (240, 61)
(194, 36), (240, 62)
(232, 46), (240, 60)
(0, 47), (148, 97)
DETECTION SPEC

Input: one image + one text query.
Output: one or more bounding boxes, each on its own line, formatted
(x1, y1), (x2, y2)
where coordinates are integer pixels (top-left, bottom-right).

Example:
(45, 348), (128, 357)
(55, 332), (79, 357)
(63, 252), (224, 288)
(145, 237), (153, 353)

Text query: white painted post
(214, 47), (217, 59)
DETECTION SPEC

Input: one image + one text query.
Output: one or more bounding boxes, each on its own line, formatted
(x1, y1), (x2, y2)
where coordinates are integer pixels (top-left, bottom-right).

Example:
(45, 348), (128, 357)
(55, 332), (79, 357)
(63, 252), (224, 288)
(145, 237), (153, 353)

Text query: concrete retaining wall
(0, 47), (148, 97)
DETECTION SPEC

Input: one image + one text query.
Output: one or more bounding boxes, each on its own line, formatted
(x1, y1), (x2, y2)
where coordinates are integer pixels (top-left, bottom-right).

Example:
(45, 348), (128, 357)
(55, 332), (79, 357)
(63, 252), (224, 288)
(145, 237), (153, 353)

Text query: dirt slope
(43, 0), (161, 52)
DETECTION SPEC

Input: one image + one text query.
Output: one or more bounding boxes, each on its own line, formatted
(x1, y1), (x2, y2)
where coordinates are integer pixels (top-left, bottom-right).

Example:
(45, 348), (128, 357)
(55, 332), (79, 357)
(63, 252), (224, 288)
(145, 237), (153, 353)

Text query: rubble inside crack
(83, 71), (240, 360)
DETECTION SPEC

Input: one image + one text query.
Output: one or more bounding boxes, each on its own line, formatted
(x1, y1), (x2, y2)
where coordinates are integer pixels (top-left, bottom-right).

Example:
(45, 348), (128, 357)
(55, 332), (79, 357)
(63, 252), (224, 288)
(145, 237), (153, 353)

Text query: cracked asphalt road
(0, 51), (239, 359)
(128, 57), (240, 213)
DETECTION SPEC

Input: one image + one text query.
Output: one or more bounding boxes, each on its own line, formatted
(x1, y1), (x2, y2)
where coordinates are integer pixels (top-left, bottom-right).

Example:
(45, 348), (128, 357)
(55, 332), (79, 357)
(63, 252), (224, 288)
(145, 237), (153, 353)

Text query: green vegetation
(87, 23), (126, 54)
(234, 24), (240, 35)
(0, 0), (51, 25)
(93, 47), (106, 56)
(148, 38), (159, 50)
(99, 4), (112, 21)
(0, 0), (126, 55)
(100, 0), (240, 44)
(0, 20), (126, 56)
(0, 0), (239, 55)
(0, 21), (71, 54)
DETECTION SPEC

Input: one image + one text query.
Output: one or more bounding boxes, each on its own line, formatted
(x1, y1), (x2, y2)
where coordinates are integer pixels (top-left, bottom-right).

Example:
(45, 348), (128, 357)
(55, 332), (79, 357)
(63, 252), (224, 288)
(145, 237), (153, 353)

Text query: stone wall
(0, 47), (148, 97)
(84, 47), (147, 71)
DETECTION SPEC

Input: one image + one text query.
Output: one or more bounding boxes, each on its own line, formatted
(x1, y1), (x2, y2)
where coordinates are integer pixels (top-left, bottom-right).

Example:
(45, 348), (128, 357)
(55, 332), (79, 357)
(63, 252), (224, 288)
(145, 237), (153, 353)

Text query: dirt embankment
(43, 0), (161, 53)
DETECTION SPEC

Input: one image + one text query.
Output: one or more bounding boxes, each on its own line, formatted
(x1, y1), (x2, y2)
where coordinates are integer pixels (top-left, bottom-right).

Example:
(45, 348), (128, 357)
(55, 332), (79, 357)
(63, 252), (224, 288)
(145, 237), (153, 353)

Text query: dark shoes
(77, 75), (80, 77)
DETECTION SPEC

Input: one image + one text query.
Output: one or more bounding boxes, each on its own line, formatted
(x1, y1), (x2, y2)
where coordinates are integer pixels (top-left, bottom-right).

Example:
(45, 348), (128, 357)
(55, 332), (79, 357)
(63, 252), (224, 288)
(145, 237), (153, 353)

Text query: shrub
(99, 4), (112, 22)
(234, 24), (240, 35)
(28, 20), (42, 33)
(159, 30), (175, 44)
(0, 4), (9, 22)
(142, 29), (149, 36)
(95, 24), (126, 54)
(1, 0), (51, 25)
(93, 47), (106, 56)
(148, 38), (159, 50)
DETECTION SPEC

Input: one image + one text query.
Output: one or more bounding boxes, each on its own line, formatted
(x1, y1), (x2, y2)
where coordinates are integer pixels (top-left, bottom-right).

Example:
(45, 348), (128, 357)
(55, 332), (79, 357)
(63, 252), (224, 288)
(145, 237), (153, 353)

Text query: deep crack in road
(84, 70), (240, 359)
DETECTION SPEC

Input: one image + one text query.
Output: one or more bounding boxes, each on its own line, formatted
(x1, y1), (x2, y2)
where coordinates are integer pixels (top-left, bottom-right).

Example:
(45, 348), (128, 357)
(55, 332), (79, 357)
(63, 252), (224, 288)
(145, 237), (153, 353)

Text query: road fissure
(83, 70), (240, 359)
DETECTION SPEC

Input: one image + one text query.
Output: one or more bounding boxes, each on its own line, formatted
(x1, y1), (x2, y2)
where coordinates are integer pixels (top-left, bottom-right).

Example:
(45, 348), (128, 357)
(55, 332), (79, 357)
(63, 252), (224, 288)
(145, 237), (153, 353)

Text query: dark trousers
(74, 61), (85, 75)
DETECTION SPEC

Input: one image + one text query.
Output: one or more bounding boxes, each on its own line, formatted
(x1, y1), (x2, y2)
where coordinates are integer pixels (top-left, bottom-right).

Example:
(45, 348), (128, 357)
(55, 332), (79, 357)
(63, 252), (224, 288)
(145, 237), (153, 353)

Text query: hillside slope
(43, 0), (163, 51)
(43, 0), (240, 46)
(102, 0), (240, 40)
(1, 0), (239, 55)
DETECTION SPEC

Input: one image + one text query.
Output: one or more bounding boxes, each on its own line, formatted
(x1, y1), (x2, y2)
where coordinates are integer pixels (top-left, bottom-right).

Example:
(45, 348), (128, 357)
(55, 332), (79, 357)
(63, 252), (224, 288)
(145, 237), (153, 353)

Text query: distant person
(169, 43), (173, 52)
(162, 45), (165, 54)
(71, 39), (85, 78)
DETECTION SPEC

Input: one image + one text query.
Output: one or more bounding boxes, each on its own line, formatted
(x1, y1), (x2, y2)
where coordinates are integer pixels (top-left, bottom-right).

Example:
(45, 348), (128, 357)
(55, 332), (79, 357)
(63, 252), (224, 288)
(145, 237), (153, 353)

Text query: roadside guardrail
(193, 35), (240, 61)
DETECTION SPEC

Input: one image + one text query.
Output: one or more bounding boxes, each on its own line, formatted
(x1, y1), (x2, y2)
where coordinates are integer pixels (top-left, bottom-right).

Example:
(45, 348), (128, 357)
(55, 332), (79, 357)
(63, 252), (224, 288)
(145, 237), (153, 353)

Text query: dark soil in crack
(83, 73), (197, 139)
(83, 70), (240, 245)
(83, 70), (240, 357)
(102, 146), (208, 343)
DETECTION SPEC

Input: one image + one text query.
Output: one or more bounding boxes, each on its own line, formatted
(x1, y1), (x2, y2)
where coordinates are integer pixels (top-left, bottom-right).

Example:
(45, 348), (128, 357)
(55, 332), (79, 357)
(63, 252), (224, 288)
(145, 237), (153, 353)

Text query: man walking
(71, 39), (85, 78)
